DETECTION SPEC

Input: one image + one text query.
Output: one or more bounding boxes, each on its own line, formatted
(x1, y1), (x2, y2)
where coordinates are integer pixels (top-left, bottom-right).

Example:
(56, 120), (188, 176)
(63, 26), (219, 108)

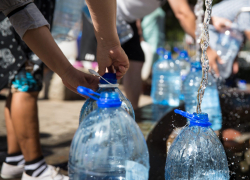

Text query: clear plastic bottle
(175, 50), (191, 100)
(165, 109), (230, 180)
(69, 87), (149, 180)
(151, 48), (181, 106)
(79, 73), (135, 125)
(51, 0), (85, 41)
(183, 62), (222, 131)
(215, 24), (243, 78)
(237, 79), (247, 90)
(81, 6), (133, 45)
(175, 50), (191, 81)
(216, 25), (243, 63)
(116, 16), (134, 45)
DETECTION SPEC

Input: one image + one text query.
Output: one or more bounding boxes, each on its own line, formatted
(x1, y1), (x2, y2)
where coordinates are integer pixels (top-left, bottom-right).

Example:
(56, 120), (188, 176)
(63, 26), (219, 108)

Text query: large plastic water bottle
(82, 5), (133, 45)
(69, 87), (149, 180)
(175, 50), (191, 100)
(165, 109), (230, 180)
(214, 24), (243, 78)
(175, 50), (191, 81)
(116, 16), (134, 45)
(183, 62), (222, 131)
(52, 0), (85, 41)
(216, 25), (243, 63)
(79, 73), (135, 124)
(151, 48), (181, 106)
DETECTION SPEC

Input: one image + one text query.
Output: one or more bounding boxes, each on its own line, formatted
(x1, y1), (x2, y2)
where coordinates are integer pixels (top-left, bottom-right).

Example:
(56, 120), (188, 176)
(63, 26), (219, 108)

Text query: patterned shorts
(11, 61), (43, 93)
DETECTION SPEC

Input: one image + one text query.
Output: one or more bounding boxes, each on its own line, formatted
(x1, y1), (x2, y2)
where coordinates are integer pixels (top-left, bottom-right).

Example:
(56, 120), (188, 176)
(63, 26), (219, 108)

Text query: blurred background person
(140, 7), (166, 65)
(207, 0), (250, 87)
(118, 0), (197, 109)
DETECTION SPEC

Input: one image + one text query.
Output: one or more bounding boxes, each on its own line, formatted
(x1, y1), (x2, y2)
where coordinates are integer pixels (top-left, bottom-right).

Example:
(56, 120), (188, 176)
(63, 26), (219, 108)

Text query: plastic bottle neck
(97, 92), (122, 108)
(189, 113), (211, 127)
(190, 62), (202, 71)
(179, 57), (189, 62)
(99, 84), (119, 88)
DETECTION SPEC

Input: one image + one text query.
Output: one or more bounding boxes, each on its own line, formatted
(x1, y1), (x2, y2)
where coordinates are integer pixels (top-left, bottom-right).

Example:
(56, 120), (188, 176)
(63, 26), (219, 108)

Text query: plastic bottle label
(125, 160), (148, 180)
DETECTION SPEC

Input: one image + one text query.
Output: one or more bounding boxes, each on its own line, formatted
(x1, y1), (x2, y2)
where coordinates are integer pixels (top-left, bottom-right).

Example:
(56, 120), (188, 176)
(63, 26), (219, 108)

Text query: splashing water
(196, 0), (213, 113)
(194, 0), (204, 62)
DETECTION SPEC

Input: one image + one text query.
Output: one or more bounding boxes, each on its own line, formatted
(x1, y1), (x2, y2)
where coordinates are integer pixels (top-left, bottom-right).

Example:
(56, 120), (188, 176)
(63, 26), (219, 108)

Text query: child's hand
(61, 66), (99, 96)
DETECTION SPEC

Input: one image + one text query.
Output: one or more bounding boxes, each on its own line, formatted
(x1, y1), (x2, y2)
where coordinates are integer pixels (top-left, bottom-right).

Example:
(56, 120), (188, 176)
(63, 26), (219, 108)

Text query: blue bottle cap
(100, 73), (117, 84)
(174, 109), (212, 127)
(97, 92), (122, 108)
(157, 47), (166, 56)
(239, 80), (246, 84)
(164, 51), (172, 60)
(179, 50), (189, 58)
(173, 47), (180, 53)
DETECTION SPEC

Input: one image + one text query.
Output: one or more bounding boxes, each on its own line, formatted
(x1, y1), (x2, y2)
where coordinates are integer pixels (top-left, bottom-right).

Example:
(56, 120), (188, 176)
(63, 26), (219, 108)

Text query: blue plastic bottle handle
(174, 109), (195, 120)
(77, 86), (100, 101)
(174, 109), (212, 127)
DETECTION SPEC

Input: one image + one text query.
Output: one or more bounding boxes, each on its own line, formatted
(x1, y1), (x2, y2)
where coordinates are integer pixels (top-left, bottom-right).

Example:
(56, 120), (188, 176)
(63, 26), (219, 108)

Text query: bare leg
(5, 94), (21, 154)
(123, 61), (143, 109)
(11, 92), (42, 162)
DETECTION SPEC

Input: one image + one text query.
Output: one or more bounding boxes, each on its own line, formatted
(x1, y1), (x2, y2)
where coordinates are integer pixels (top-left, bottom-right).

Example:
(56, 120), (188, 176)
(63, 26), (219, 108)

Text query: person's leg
(5, 93), (21, 155)
(11, 91), (42, 162)
(123, 61), (143, 109)
(5, 80), (68, 179)
(121, 21), (145, 110)
(1, 93), (26, 179)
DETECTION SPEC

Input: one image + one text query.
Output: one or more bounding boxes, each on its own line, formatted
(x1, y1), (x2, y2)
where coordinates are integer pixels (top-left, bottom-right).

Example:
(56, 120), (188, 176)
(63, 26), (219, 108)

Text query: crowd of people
(0, 0), (249, 179)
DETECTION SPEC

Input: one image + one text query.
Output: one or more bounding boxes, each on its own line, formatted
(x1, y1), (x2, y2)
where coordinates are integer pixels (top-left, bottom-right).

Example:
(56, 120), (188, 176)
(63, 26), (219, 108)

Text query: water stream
(194, 0), (204, 62)
(196, 0), (213, 113)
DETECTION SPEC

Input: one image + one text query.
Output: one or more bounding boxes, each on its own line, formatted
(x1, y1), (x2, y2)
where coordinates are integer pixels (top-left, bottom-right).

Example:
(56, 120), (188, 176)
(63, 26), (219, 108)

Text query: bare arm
(245, 30), (250, 40)
(86, 0), (119, 47)
(23, 26), (99, 93)
(168, 0), (196, 39)
(23, 26), (70, 78)
(86, 0), (129, 78)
